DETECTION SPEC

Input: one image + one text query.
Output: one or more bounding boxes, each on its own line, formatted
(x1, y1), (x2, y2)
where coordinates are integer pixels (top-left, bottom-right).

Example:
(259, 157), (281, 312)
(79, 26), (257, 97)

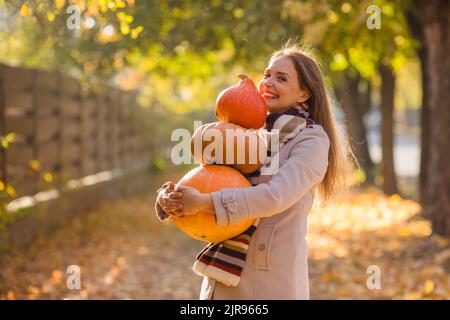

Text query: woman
(156, 42), (352, 300)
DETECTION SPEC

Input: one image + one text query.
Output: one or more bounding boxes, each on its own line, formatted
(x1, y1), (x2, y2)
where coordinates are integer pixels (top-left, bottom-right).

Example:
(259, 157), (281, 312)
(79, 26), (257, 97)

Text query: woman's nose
(262, 77), (274, 88)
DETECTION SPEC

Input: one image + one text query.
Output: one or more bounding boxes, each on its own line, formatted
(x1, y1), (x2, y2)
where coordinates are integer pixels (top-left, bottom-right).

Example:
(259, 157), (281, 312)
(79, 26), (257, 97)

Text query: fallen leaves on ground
(0, 171), (204, 300)
(0, 184), (448, 299)
(308, 188), (449, 299)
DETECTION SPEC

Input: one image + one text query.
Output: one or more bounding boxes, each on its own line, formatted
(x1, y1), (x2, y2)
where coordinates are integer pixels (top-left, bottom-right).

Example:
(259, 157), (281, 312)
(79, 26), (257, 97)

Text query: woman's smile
(262, 91), (279, 100)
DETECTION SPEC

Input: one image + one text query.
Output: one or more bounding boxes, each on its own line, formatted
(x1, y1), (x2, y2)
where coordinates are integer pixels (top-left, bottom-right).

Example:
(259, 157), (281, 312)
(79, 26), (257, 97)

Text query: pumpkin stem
(238, 74), (248, 80)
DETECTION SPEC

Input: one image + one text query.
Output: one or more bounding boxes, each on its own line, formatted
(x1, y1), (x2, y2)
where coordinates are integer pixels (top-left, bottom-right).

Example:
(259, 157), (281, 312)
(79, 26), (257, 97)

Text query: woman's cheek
(257, 79), (264, 95)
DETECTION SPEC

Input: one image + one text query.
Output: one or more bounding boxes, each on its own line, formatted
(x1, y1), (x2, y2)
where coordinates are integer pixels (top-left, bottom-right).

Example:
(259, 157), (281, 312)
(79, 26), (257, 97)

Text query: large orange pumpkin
(190, 122), (267, 174)
(215, 74), (268, 129)
(171, 165), (255, 243)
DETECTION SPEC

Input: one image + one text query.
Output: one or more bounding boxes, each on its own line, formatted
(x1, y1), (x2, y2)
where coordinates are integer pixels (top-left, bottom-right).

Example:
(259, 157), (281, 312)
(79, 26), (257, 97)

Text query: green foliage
(0, 1), (423, 231)
(1, 1), (420, 109)
(150, 157), (167, 173)
(0, 133), (15, 149)
(282, 0), (417, 78)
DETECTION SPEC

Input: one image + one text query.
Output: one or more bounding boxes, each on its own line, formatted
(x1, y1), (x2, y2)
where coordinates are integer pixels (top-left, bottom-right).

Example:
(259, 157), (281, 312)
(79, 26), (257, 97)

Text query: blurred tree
(407, 0), (449, 236)
(406, 9), (429, 207)
(284, 0), (415, 193)
(281, 1), (377, 185)
(333, 73), (376, 185)
(378, 64), (398, 195)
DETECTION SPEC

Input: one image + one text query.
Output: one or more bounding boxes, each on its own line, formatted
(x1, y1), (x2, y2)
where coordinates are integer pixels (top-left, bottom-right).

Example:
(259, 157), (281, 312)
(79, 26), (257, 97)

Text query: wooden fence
(0, 63), (152, 199)
(0, 63), (156, 250)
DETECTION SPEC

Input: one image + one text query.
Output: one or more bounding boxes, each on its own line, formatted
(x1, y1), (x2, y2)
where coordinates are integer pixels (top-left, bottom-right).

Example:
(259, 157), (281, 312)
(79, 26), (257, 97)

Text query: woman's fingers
(162, 181), (175, 191)
(166, 205), (185, 216)
(161, 181), (170, 188)
(163, 193), (182, 203)
(174, 185), (188, 192)
(170, 210), (185, 217)
(162, 198), (183, 211)
(168, 191), (182, 199)
(164, 199), (183, 207)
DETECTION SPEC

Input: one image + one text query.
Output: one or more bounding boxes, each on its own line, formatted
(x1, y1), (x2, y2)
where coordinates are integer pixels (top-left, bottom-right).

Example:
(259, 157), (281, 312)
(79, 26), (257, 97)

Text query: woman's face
(258, 56), (310, 113)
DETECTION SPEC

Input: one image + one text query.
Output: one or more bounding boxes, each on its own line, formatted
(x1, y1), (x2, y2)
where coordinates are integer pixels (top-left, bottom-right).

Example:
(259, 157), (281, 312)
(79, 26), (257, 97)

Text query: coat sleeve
(155, 202), (170, 222)
(155, 187), (170, 222)
(210, 125), (330, 226)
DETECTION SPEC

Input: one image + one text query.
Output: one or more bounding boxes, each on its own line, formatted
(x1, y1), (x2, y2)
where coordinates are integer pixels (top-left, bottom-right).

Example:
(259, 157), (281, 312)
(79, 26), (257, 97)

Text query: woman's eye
(278, 76), (286, 81)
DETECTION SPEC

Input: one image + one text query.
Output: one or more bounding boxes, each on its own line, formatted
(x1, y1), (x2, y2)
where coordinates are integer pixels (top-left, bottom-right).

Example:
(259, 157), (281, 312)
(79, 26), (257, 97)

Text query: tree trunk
(378, 65), (398, 195)
(410, 0), (450, 236)
(417, 45), (431, 208)
(407, 9), (430, 210)
(334, 73), (376, 184)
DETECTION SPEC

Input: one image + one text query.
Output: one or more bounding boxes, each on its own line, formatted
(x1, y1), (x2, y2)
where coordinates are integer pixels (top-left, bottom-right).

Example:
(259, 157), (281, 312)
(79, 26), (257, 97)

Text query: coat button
(258, 243), (266, 251)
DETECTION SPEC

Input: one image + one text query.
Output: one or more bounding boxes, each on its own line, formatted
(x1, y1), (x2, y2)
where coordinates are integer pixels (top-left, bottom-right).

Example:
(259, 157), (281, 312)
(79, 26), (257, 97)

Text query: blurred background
(0, 0), (448, 299)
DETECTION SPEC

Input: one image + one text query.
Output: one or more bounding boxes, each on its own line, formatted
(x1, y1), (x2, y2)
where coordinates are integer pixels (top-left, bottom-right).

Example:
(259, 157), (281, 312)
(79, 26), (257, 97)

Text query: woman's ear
(297, 90), (310, 104)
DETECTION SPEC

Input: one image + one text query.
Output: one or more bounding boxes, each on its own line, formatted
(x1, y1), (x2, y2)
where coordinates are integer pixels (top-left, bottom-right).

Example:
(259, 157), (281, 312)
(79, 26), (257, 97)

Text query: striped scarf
(193, 104), (315, 286)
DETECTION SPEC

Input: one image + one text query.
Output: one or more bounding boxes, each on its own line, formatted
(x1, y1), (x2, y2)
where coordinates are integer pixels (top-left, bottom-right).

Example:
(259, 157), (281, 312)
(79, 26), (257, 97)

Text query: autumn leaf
(19, 4), (32, 17)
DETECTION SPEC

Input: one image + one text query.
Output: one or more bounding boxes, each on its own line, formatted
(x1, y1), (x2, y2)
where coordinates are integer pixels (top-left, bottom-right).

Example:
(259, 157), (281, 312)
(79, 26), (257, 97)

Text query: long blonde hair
(269, 41), (356, 204)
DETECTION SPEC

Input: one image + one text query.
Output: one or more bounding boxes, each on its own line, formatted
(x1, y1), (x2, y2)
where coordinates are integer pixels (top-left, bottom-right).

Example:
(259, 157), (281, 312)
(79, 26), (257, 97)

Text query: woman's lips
(263, 92), (279, 99)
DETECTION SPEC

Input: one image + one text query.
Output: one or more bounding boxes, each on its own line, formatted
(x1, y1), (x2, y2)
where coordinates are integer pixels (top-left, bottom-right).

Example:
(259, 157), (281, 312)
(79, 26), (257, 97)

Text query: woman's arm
(210, 125), (330, 225)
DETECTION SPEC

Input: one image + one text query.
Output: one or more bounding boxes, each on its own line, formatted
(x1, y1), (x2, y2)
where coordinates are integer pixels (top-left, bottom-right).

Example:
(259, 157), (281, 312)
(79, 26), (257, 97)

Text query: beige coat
(156, 124), (329, 300)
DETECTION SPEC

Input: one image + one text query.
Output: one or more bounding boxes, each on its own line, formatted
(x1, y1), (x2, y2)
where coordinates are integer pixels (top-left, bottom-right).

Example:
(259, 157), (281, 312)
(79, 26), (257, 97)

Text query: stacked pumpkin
(171, 75), (268, 243)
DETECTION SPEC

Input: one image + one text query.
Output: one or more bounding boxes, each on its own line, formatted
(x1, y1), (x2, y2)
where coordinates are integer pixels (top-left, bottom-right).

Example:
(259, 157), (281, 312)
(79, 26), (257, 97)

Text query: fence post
(30, 70), (39, 194)
(75, 79), (82, 178)
(0, 64), (6, 184)
(54, 72), (63, 189)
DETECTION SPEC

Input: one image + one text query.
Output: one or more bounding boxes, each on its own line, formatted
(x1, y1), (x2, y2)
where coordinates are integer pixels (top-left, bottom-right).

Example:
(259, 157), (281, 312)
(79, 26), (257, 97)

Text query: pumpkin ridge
(203, 166), (215, 193)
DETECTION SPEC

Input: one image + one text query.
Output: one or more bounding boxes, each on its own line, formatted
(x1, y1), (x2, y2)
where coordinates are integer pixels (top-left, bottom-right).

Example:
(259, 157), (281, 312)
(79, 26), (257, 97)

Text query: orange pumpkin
(171, 165), (255, 243)
(191, 122), (267, 174)
(215, 74), (268, 129)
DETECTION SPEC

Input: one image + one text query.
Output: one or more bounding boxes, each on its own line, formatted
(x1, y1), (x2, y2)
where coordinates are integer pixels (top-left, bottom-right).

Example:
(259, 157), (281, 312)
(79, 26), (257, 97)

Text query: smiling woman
(156, 40), (355, 300)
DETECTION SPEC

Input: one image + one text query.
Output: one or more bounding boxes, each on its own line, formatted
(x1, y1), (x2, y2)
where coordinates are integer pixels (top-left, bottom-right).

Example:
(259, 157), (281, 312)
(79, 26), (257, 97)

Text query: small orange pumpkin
(191, 122), (267, 174)
(215, 74), (268, 129)
(171, 165), (255, 243)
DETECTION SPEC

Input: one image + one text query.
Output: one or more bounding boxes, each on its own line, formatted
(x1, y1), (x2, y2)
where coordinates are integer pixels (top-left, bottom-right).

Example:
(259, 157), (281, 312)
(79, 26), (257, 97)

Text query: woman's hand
(156, 181), (184, 217)
(164, 185), (213, 217)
